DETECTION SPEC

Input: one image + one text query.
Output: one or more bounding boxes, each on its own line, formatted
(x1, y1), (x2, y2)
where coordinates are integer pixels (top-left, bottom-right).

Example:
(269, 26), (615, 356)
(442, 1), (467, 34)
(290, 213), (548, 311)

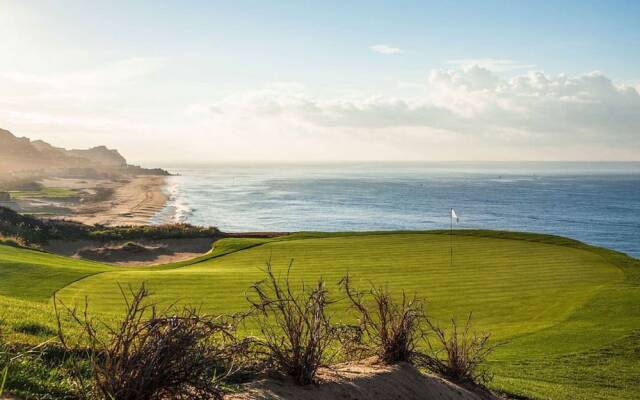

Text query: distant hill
(0, 128), (167, 178)
(67, 145), (127, 167)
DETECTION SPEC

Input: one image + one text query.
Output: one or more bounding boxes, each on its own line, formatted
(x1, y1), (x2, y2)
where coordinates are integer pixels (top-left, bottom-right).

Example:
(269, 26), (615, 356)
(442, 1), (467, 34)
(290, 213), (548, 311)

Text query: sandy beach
(2, 174), (170, 227)
(68, 175), (168, 226)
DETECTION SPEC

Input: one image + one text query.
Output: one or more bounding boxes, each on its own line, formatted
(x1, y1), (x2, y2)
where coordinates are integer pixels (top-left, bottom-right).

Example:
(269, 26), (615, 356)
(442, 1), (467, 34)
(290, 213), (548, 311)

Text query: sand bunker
(227, 359), (497, 400)
(44, 237), (214, 266)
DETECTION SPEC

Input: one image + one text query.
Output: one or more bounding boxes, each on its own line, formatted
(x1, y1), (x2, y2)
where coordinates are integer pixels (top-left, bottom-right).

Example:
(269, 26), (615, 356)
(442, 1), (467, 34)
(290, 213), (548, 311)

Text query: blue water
(153, 162), (640, 258)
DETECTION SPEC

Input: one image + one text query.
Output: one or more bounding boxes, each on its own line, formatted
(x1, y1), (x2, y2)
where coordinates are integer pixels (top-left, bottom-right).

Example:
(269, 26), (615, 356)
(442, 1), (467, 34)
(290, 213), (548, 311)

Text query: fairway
(1, 231), (639, 399)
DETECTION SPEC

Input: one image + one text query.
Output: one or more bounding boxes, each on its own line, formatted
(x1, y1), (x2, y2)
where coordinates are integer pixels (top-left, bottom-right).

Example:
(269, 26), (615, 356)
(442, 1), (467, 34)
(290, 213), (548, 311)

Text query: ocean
(152, 162), (640, 258)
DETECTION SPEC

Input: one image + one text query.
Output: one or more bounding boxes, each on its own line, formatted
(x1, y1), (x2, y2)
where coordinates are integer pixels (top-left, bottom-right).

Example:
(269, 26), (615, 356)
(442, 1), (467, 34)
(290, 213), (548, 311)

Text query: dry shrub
(421, 312), (494, 385)
(339, 274), (426, 364)
(55, 284), (243, 400)
(339, 276), (494, 386)
(248, 260), (336, 385)
(0, 321), (7, 396)
(0, 236), (26, 248)
(332, 323), (368, 361)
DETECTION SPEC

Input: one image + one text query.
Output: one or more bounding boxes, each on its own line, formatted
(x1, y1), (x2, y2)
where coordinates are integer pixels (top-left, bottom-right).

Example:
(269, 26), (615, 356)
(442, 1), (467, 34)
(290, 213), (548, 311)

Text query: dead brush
(420, 312), (495, 385)
(339, 274), (427, 364)
(247, 260), (336, 385)
(54, 284), (245, 400)
(0, 321), (7, 396)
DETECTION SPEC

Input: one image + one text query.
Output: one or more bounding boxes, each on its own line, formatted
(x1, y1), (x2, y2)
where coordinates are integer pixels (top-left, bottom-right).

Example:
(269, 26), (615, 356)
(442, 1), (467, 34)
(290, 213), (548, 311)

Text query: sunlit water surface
(152, 162), (640, 258)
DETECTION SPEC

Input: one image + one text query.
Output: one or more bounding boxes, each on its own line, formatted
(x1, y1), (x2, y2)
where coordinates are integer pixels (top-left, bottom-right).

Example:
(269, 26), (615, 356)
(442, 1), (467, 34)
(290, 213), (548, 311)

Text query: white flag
(451, 208), (459, 223)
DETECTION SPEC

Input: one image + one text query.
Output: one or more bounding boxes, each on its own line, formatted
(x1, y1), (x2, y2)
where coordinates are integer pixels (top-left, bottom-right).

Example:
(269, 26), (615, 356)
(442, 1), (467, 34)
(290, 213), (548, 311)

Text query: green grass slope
(0, 245), (110, 301)
(0, 231), (638, 399)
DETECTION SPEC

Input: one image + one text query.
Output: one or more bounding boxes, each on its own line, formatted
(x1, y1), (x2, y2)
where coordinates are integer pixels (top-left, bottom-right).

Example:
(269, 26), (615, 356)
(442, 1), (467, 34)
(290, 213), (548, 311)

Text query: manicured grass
(59, 234), (620, 337)
(8, 188), (80, 200)
(0, 245), (110, 302)
(0, 231), (638, 399)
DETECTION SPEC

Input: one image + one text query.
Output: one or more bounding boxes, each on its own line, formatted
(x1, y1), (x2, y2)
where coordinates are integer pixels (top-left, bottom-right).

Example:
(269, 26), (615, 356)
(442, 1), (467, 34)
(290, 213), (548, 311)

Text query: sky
(1, 0), (639, 163)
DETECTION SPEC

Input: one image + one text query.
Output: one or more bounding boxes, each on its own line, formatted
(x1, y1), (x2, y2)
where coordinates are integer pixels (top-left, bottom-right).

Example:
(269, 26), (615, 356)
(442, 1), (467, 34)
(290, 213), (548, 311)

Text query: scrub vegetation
(0, 230), (638, 399)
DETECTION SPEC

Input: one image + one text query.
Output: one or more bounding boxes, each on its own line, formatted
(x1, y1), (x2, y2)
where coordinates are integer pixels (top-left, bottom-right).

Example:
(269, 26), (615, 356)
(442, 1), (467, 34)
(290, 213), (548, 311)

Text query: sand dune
(228, 359), (496, 400)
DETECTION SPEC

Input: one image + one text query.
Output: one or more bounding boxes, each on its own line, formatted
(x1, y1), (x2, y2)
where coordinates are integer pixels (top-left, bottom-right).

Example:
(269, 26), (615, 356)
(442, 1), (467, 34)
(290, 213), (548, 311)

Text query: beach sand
(67, 175), (168, 226)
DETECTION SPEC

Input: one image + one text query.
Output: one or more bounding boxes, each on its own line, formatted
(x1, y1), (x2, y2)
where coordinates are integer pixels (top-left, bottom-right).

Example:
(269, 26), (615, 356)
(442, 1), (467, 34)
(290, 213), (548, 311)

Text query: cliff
(0, 128), (168, 177)
(68, 145), (127, 167)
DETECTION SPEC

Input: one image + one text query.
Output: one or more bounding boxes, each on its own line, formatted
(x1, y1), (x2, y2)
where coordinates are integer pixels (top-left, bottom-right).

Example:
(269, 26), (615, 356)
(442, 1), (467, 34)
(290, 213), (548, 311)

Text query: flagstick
(450, 208), (453, 268)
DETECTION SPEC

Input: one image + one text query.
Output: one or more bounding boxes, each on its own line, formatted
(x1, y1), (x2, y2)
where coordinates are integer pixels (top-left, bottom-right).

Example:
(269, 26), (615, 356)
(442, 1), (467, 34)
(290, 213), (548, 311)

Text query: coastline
(68, 175), (169, 226)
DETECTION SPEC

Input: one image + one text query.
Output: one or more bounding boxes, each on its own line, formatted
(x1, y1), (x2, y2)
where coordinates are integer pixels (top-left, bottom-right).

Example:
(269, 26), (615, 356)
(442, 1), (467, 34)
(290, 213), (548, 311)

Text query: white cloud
(446, 58), (535, 72)
(370, 44), (403, 55)
(2, 54), (639, 161)
(205, 67), (640, 155)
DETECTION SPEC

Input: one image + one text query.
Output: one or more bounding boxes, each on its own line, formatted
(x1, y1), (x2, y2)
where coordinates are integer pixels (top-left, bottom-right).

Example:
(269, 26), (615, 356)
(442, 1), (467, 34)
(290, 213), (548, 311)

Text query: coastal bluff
(0, 128), (169, 179)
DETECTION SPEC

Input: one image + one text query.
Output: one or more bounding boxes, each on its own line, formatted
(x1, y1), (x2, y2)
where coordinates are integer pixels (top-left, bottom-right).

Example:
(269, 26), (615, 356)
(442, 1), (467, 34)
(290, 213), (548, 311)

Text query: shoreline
(66, 175), (169, 226)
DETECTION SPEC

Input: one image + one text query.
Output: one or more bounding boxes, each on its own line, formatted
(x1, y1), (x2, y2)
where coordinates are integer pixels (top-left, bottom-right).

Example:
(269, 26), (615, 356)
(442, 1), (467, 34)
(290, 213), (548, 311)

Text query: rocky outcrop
(0, 128), (167, 176)
(68, 146), (127, 167)
(0, 129), (42, 158)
